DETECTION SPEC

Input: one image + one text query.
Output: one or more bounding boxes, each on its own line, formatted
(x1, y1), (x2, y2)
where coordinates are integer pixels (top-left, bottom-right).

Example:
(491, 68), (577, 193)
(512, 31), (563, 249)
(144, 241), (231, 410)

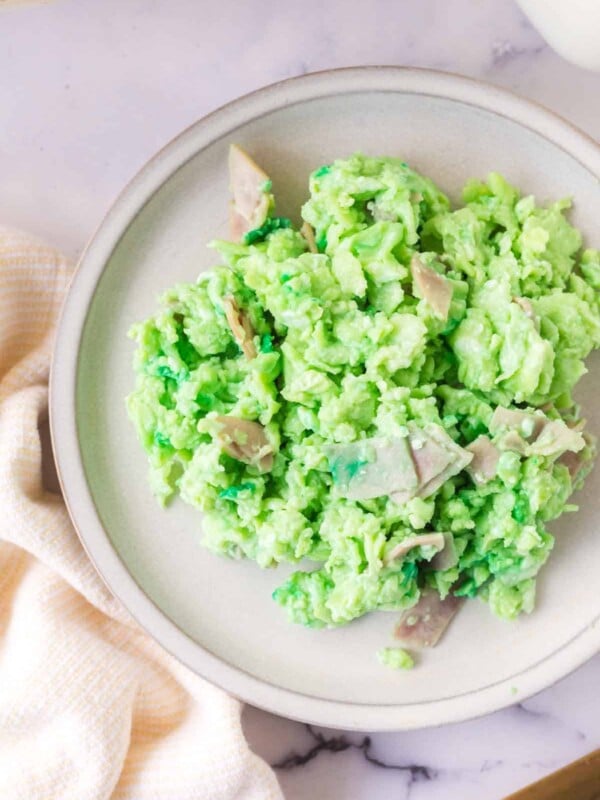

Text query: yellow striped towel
(0, 226), (283, 800)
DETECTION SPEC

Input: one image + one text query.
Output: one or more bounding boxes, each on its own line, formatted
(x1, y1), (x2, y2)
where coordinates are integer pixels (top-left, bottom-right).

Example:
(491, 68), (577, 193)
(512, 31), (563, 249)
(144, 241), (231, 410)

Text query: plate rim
(50, 66), (600, 731)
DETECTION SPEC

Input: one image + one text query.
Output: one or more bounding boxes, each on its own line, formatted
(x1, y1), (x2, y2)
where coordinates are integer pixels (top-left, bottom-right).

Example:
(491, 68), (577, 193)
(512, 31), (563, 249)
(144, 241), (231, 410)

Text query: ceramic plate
(51, 68), (600, 730)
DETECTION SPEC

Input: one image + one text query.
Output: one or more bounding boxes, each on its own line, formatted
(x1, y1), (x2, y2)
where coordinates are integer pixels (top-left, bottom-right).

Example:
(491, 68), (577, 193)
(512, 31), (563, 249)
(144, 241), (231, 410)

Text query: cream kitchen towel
(0, 226), (284, 800)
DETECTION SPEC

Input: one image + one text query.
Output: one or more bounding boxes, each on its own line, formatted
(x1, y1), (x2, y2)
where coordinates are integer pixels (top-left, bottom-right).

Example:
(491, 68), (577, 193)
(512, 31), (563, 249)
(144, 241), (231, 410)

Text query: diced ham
(214, 416), (273, 471)
(410, 424), (473, 498)
(430, 531), (459, 571)
(300, 221), (318, 253)
(394, 589), (465, 648)
(326, 436), (417, 501)
(491, 406), (586, 458)
(559, 450), (584, 479)
(229, 206), (250, 243)
(527, 420), (585, 457)
(497, 430), (529, 455)
(558, 431), (591, 479)
(513, 296), (537, 323)
(408, 432), (452, 488)
(411, 256), (453, 321)
(466, 435), (500, 484)
(228, 144), (271, 241)
(328, 425), (472, 504)
(388, 488), (414, 505)
(222, 296), (257, 359)
(384, 533), (445, 565)
(390, 424), (473, 505)
(489, 407), (545, 440)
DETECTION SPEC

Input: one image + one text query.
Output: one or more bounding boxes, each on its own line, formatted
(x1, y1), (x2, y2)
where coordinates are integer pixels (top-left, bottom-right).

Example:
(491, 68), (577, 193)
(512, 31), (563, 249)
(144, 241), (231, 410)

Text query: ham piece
(411, 256), (453, 321)
(466, 435), (500, 484)
(228, 144), (271, 241)
(490, 406), (585, 457)
(384, 533), (445, 565)
(326, 424), (473, 503)
(222, 296), (257, 360)
(214, 416), (273, 472)
(395, 589), (465, 648)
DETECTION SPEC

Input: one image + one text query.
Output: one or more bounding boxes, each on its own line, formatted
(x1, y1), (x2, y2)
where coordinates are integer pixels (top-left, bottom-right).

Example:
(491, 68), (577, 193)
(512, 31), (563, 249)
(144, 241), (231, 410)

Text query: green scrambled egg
(127, 153), (599, 636)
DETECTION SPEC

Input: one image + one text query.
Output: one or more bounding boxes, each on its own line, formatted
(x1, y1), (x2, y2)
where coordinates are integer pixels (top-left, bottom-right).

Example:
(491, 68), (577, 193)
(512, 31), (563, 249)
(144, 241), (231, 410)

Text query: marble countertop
(2, 0), (599, 797)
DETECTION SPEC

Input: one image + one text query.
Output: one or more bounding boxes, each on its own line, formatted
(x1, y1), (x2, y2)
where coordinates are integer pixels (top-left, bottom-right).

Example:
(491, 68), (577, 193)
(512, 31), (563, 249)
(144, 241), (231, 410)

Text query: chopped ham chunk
(214, 416), (273, 472)
(559, 449), (585, 479)
(513, 296), (537, 324)
(222, 296), (257, 359)
(229, 206), (250, 243)
(411, 256), (453, 320)
(466, 435), (500, 484)
(430, 532), (459, 571)
(409, 424), (473, 498)
(300, 221), (318, 253)
(497, 430), (529, 455)
(326, 436), (417, 501)
(491, 406), (586, 458)
(527, 420), (585, 457)
(560, 426), (591, 479)
(328, 425), (472, 504)
(489, 407), (545, 440)
(395, 590), (464, 648)
(228, 144), (271, 240)
(384, 533), (445, 565)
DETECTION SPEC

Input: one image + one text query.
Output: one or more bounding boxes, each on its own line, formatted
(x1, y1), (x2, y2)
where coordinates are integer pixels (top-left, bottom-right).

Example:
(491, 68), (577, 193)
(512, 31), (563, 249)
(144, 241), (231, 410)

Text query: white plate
(51, 67), (600, 730)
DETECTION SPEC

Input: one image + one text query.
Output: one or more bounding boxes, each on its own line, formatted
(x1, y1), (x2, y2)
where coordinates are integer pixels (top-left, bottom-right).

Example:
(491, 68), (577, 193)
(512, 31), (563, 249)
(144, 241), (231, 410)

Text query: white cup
(516, 0), (600, 71)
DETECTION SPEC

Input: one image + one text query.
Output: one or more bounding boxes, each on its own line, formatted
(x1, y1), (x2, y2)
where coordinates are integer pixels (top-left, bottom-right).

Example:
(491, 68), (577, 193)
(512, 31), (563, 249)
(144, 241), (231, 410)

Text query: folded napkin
(0, 226), (283, 800)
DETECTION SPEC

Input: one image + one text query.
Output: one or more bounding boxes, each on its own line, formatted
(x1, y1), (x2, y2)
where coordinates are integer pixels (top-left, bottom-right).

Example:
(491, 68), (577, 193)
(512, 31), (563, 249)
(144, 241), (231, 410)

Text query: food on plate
(394, 589), (465, 648)
(377, 647), (415, 671)
(127, 148), (599, 665)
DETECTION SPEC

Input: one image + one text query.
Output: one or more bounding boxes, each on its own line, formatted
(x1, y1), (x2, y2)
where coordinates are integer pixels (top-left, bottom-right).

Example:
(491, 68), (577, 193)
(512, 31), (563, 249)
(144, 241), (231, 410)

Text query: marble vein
(513, 701), (587, 741)
(273, 725), (443, 799)
(268, 722), (519, 800)
(273, 724), (439, 785)
(491, 39), (547, 67)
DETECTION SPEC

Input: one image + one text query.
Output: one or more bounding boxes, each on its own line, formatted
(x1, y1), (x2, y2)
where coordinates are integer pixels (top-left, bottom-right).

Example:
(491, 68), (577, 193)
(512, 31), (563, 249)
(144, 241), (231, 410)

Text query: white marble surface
(2, 0), (599, 797)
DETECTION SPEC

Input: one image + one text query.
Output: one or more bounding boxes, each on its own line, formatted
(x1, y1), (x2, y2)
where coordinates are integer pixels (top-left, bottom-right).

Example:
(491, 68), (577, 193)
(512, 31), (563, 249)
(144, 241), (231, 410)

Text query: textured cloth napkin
(0, 226), (283, 800)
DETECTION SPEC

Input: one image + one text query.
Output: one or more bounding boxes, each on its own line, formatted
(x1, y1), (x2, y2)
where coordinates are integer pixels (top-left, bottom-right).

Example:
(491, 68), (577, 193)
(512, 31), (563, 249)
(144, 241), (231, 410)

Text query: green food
(377, 647), (415, 670)
(127, 153), (598, 637)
